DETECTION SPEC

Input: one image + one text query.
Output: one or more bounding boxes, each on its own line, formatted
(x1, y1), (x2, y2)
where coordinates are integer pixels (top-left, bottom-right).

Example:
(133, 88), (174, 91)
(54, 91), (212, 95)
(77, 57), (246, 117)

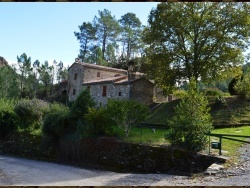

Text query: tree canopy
(142, 2), (250, 94)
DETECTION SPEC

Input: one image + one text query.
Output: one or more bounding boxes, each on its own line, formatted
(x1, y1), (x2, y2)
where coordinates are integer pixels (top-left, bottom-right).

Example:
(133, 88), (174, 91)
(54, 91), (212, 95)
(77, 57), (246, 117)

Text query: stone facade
(68, 60), (167, 106)
(83, 82), (130, 106)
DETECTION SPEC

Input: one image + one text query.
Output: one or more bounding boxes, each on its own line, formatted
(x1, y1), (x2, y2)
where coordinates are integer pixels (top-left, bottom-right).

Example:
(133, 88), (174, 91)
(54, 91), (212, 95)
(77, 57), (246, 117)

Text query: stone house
(68, 59), (167, 106)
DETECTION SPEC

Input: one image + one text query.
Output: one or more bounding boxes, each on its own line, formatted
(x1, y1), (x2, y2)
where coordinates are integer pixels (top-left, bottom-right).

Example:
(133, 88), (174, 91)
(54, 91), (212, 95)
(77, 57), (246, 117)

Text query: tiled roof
(83, 75), (128, 85)
(69, 62), (127, 73)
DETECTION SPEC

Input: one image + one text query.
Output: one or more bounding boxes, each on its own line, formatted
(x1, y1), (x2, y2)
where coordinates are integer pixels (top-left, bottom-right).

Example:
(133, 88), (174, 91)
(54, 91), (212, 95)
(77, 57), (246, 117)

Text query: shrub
(0, 99), (18, 139)
(42, 103), (74, 141)
(70, 89), (96, 120)
(173, 89), (187, 99)
(165, 77), (213, 152)
(234, 74), (250, 99)
(203, 88), (223, 97)
(106, 99), (149, 137)
(83, 107), (114, 137)
(228, 77), (241, 95)
(14, 99), (49, 131)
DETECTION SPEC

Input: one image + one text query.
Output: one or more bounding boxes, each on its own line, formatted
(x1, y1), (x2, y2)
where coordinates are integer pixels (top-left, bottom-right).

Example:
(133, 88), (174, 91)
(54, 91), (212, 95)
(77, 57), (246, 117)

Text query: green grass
(145, 96), (250, 126)
(121, 127), (169, 145)
(145, 99), (181, 124)
(209, 126), (250, 163)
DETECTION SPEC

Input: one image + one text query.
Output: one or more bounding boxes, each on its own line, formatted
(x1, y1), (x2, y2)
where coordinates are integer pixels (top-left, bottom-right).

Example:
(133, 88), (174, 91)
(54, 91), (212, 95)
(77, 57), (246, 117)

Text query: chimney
(128, 65), (134, 81)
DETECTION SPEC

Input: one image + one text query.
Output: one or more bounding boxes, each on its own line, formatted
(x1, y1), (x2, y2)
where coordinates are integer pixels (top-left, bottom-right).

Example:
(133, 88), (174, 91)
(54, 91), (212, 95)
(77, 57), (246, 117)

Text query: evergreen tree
(165, 77), (213, 152)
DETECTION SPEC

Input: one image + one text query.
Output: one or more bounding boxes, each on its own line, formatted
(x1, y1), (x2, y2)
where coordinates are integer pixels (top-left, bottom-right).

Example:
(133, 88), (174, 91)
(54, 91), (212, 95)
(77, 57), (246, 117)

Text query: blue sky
(0, 2), (159, 68)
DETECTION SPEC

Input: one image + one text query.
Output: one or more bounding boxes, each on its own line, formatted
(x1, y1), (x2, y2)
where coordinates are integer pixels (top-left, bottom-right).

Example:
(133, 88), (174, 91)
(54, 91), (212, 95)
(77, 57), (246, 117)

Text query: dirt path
(0, 152), (249, 186)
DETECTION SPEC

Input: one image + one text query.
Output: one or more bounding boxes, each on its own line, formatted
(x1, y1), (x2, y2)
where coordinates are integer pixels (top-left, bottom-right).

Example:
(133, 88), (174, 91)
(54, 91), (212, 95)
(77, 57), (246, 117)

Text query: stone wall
(57, 137), (226, 175)
(68, 63), (127, 102)
(68, 63), (84, 101)
(84, 83), (130, 106)
(130, 78), (154, 105)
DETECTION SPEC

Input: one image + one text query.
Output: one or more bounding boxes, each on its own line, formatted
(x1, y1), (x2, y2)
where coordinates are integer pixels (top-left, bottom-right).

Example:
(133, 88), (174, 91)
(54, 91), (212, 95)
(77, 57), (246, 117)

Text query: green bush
(234, 74), (250, 99)
(173, 89), (187, 99)
(42, 103), (74, 141)
(203, 88), (223, 97)
(165, 78), (213, 152)
(83, 107), (114, 137)
(228, 77), (241, 95)
(106, 99), (149, 137)
(70, 89), (96, 120)
(0, 99), (18, 139)
(14, 99), (49, 131)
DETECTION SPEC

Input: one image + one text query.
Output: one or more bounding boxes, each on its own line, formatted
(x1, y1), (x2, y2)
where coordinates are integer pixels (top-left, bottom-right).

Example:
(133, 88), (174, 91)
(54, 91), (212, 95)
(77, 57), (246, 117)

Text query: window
(102, 86), (107, 97)
(87, 86), (90, 91)
(74, 73), (77, 80)
(73, 89), (76, 95)
(118, 92), (121, 96)
(97, 72), (100, 77)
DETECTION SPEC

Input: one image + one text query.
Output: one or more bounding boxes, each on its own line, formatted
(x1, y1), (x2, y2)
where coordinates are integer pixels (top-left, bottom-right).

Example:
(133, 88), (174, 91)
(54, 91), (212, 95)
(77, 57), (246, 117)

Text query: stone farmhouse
(67, 59), (168, 106)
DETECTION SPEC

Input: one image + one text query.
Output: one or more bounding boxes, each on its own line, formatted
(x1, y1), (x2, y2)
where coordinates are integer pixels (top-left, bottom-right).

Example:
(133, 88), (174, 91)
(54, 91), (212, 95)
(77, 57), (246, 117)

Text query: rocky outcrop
(0, 56), (8, 68)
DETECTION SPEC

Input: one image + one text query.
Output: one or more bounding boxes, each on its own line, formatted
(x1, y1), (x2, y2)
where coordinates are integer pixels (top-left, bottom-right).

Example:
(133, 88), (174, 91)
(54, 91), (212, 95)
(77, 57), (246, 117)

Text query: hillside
(145, 96), (250, 128)
(0, 56), (8, 68)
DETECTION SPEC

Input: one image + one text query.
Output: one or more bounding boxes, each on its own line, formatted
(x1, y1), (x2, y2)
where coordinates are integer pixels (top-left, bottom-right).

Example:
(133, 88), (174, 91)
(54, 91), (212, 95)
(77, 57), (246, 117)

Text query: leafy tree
(70, 89), (96, 120)
(38, 61), (53, 98)
(74, 22), (97, 61)
(0, 98), (18, 139)
(14, 99), (49, 131)
(165, 77), (213, 152)
(93, 9), (121, 62)
(142, 3), (250, 94)
(42, 103), (73, 142)
(234, 69), (250, 99)
(84, 106), (113, 137)
(0, 66), (19, 99)
(106, 99), (149, 137)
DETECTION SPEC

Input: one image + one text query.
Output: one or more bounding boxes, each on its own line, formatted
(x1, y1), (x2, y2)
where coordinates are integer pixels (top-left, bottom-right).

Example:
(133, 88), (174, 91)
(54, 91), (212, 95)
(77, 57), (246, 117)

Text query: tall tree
(74, 22), (97, 61)
(119, 13), (143, 62)
(93, 9), (121, 63)
(38, 61), (53, 98)
(142, 3), (250, 94)
(0, 66), (19, 98)
(17, 53), (33, 98)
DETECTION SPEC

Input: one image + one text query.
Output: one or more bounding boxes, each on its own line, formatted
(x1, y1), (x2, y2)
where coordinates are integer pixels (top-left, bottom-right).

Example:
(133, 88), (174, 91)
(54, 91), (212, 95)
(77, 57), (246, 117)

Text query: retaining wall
(57, 137), (226, 175)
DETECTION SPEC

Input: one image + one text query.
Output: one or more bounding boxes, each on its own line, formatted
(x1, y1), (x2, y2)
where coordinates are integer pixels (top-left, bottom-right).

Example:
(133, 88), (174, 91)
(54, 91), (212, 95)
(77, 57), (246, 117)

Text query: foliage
(74, 22), (97, 61)
(42, 103), (74, 141)
(83, 106), (114, 137)
(119, 12), (143, 62)
(234, 70), (250, 99)
(17, 53), (33, 98)
(106, 99), (149, 137)
(173, 89), (187, 99)
(142, 2), (250, 94)
(0, 66), (20, 99)
(203, 88), (223, 97)
(93, 9), (121, 63)
(228, 77), (241, 95)
(165, 78), (213, 152)
(0, 99), (18, 139)
(14, 99), (49, 131)
(70, 89), (96, 120)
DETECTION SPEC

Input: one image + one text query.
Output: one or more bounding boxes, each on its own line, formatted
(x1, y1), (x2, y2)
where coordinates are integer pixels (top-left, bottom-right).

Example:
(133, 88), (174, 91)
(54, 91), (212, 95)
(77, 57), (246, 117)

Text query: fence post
(140, 125), (142, 143)
(219, 136), (222, 155)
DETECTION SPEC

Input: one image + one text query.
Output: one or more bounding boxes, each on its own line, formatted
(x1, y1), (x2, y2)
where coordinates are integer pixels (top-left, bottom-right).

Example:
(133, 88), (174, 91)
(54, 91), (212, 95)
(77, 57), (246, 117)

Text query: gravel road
(0, 142), (250, 186)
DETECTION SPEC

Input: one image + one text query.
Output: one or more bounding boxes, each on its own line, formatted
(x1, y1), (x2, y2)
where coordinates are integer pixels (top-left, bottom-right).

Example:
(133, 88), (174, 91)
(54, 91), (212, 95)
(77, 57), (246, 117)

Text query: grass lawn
(144, 96), (250, 126)
(121, 125), (250, 166)
(121, 127), (169, 145)
(209, 126), (250, 165)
